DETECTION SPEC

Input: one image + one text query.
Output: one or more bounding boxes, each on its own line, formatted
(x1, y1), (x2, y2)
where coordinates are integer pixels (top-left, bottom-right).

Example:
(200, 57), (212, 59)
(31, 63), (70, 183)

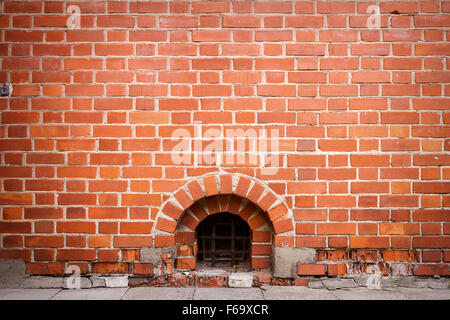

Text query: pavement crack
(48, 288), (62, 300)
(191, 286), (197, 300)
(259, 287), (267, 300)
(121, 287), (132, 300)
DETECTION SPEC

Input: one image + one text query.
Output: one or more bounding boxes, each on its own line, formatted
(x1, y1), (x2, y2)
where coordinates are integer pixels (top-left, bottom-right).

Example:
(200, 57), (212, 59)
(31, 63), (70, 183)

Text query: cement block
(90, 275), (106, 288)
(228, 273), (253, 288)
(322, 278), (358, 290)
(272, 247), (316, 278)
(0, 260), (27, 288)
(195, 269), (227, 277)
(63, 277), (92, 289)
(308, 279), (325, 289)
(351, 275), (371, 287)
(140, 247), (176, 265)
(105, 276), (128, 288)
(428, 278), (450, 289)
(381, 276), (428, 289)
(22, 276), (64, 289)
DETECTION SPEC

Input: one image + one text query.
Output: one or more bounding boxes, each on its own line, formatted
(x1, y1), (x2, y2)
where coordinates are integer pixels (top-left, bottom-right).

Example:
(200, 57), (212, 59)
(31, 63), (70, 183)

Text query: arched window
(197, 212), (250, 269)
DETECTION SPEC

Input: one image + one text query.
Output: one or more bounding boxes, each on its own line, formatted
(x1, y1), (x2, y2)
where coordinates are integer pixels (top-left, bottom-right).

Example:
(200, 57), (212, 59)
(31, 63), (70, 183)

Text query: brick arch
(178, 195), (272, 233)
(152, 173), (294, 270)
(153, 173), (294, 236)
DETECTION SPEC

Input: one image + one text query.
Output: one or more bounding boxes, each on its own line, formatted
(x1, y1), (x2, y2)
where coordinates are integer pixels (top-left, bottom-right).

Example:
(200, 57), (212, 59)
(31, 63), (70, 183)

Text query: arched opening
(197, 212), (251, 270)
(174, 194), (275, 271)
(152, 173), (295, 273)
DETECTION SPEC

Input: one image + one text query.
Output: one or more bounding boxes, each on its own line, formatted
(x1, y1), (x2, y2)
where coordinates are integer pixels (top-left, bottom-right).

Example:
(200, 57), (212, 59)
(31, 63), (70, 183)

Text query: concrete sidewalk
(0, 286), (449, 300)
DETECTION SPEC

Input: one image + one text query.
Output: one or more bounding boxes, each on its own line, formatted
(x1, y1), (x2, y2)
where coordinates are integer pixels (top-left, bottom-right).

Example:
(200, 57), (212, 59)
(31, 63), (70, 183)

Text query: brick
(223, 16), (260, 28)
(26, 262), (64, 275)
(273, 218), (294, 233)
(287, 182), (326, 194)
(57, 249), (96, 261)
(380, 196), (419, 207)
(380, 1), (419, 13)
(177, 257), (196, 270)
(56, 222), (95, 234)
(92, 262), (130, 274)
(89, 236), (111, 248)
(155, 235), (176, 248)
(317, 223), (356, 235)
(286, 44), (326, 56)
(413, 237), (450, 249)
(235, 177), (251, 197)
(193, 30), (230, 42)
(256, 58), (294, 71)
(288, 155), (326, 167)
(156, 218), (177, 233)
(223, 71), (261, 83)
(162, 201), (184, 220)
(174, 189), (194, 209)
(134, 263), (153, 275)
(350, 155), (390, 167)
(0, 222), (31, 234)
(349, 237), (390, 249)
(203, 176), (218, 196)
(327, 263), (348, 276)
(256, 30), (293, 42)
(380, 223), (420, 235)
(413, 264), (450, 276)
(113, 236), (153, 248)
(297, 264), (326, 276)
(413, 210), (450, 222)
(25, 236), (64, 248)
(186, 180), (204, 201)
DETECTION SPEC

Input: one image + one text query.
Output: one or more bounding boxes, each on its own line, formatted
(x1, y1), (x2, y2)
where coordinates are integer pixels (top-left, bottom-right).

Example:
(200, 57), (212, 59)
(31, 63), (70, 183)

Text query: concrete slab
(228, 273), (253, 288)
(308, 279), (325, 289)
(322, 278), (358, 290)
(0, 289), (60, 300)
(332, 287), (409, 300)
(427, 278), (450, 290)
(387, 288), (450, 300)
(122, 287), (195, 300)
(63, 277), (92, 289)
(105, 276), (128, 288)
(90, 275), (106, 288)
(261, 286), (337, 300)
(380, 276), (428, 289)
(23, 276), (64, 289)
(140, 247), (176, 265)
(272, 247), (315, 278)
(0, 261), (26, 288)
(51, 288), (128, 300)
(193, 288), (264, 300)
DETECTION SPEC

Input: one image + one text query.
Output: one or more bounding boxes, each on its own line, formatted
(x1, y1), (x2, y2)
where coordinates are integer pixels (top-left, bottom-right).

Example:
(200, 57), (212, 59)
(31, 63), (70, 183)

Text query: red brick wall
(0, 1), (449, 278)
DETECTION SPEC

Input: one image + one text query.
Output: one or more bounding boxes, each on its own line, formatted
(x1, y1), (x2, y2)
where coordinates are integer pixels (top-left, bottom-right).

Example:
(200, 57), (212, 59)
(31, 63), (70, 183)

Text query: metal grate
(197, 212), (250, 267)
